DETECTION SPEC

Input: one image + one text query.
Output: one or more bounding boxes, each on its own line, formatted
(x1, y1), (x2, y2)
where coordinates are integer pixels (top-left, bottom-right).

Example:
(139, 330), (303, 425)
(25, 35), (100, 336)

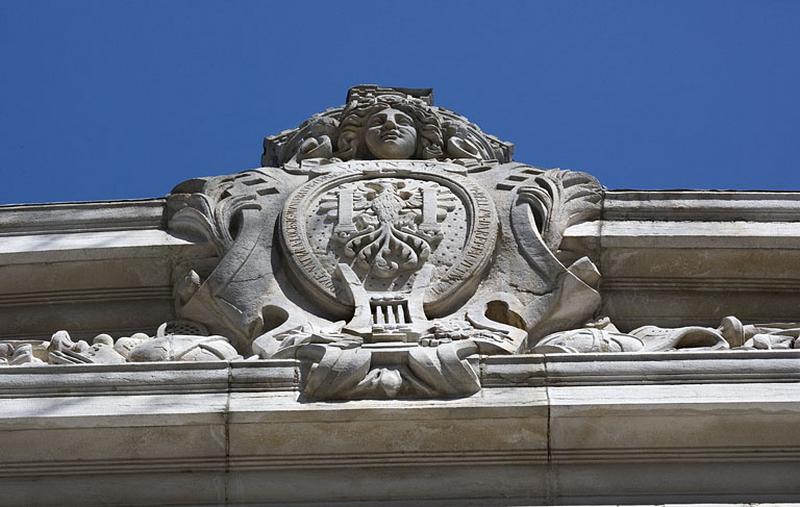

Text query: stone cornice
(604, 190), (800, 222)
(2, 351), (798, 398)
(1, 354), (799, 504)
(0, 199), (166, 235)
(3, 190), (800, 240)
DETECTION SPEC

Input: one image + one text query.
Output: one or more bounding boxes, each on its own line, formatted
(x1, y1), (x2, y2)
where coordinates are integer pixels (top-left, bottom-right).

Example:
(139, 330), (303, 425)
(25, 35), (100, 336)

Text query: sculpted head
(364, 107), (417, 159)
(336, 94), (444, 160)
(262, 86), (516, 167)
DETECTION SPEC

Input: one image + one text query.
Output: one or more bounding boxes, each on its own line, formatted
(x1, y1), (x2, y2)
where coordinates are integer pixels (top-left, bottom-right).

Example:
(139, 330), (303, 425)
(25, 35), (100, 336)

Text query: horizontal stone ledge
(0, 360), (299, 398)
(0, 380), (797, 505)
(547, 445), (800, 464)
(0, 285), (173, 308)
(8, 444), (800, 478)
(1, 351), (798, 397)
(604, 190), (800, 222)
(482, 349), (800, 387)
(600, 276), (800, 292)
(565, 220), (800, 248)
(0, 199), (167, 235)
(0, 229), (202, 264)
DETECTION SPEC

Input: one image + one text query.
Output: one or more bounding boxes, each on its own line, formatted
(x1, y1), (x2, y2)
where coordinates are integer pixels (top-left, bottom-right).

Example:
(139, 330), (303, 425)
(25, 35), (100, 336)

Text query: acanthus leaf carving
(530, 315), (800, 354)
(1, 321), (244, 367)
(516, 169), (603, 253)
(167, 170), (280, 250)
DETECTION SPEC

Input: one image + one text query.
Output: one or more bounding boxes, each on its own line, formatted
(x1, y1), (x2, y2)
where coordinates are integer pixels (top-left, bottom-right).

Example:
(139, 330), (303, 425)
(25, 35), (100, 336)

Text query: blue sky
(1, 0), (799, 204)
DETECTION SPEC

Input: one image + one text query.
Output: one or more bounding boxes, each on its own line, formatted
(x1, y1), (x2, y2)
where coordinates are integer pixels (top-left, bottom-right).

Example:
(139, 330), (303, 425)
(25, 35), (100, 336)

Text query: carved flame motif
(321, 178), (456, 278)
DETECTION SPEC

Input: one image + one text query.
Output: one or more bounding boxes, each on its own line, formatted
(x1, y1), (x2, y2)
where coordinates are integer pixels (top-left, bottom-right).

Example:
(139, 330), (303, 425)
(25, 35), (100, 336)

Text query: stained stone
(0, 85), (799, 505)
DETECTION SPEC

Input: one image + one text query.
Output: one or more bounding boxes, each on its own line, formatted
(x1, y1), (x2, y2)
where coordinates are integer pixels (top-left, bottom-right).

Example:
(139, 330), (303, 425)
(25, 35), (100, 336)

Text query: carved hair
(335, 94), (444, 160)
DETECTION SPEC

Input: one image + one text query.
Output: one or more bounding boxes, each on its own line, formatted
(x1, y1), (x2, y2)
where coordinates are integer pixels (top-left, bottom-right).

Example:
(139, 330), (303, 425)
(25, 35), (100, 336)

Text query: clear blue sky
(1, 0), (799, 204)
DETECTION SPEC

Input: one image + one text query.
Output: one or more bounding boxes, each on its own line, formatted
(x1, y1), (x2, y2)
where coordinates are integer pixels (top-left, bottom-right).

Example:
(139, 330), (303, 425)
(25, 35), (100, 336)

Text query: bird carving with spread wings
(319, 178), (457, 278)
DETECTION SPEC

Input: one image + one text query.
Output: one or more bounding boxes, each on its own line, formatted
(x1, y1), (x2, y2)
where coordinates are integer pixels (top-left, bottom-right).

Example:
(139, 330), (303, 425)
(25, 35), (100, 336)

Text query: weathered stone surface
(0, 356), (799, 505)
(155, 86), (605, 399)
(1, 85), (800, 504)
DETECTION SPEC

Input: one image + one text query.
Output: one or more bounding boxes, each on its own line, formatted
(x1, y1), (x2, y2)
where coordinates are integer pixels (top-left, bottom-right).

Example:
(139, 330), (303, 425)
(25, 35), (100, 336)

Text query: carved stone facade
(1, 85), (799, 505)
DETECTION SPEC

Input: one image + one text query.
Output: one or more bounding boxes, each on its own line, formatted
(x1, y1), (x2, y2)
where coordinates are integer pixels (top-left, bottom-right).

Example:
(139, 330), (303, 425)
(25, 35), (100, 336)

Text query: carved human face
(364, 107), (417, 159)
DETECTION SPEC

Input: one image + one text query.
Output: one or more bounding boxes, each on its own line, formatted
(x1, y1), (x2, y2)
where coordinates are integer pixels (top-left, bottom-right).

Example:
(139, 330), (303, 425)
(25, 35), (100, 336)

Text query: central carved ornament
(280, 160), (498, 314)
(323, 178), (456, 279)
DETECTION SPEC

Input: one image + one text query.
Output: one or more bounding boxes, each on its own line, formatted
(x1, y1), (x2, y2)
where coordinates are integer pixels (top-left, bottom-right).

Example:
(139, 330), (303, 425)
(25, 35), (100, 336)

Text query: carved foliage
(516, 169), (603, 252)
(531, 316), (800, 354)
(0, 321), (242, 367)
(167, 171), (280, 250)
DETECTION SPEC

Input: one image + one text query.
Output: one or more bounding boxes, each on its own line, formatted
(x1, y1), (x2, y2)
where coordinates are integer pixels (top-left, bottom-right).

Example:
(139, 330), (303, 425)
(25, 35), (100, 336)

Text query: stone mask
(364, 107), (417, 159)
